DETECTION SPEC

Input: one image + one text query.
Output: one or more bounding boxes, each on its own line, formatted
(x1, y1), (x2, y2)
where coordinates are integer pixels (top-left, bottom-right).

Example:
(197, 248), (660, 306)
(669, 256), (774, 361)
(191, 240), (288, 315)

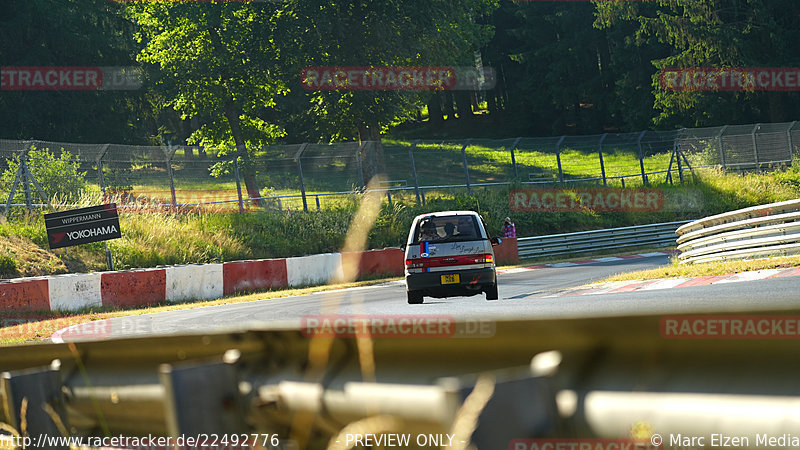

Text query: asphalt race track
(61, 254), (800, 340)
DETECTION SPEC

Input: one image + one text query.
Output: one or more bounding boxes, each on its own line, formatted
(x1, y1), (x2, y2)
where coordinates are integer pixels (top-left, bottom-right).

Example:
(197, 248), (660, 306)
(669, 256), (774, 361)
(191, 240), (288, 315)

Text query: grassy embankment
(1, 164), (799, 344)
(0, 164), (799, 279)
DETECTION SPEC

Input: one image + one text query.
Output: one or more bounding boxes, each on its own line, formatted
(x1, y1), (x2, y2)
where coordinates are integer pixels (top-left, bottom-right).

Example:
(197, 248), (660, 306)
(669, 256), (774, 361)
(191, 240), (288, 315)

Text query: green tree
(487, 2), (619, 135)
(272, 0), (498, 142)
(0, 0), (149, 143)
(595, 0), (800, 127)
(1, 147), (88, 204)
(126, 2), (286, 202)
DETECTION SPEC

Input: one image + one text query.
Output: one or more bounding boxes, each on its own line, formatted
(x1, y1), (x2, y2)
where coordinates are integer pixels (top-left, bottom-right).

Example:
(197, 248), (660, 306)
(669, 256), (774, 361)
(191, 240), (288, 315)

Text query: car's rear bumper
(405, 267), (496, 297)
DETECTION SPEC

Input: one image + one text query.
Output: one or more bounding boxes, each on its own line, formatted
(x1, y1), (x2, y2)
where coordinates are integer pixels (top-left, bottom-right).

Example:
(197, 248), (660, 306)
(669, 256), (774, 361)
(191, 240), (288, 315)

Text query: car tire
(407, 291), (424, 304)
(485, 283), (499, 301)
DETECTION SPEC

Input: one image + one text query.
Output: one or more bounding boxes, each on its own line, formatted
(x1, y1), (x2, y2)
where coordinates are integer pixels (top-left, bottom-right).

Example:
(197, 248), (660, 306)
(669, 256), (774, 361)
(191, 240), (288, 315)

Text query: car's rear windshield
(412, 216), (483, 244)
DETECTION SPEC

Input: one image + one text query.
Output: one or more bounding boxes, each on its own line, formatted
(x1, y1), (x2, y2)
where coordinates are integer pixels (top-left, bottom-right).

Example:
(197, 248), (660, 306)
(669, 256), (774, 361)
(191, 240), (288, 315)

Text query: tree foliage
(0, 0), (149, 142)
(595, 0), (800, 127)
(3, 0), (800, 147)
(0, 147), (88, 203)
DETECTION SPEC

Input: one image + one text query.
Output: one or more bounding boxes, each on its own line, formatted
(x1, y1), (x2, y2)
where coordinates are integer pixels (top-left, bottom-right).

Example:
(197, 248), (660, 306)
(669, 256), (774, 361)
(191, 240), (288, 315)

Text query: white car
(402, 211), (499, 304)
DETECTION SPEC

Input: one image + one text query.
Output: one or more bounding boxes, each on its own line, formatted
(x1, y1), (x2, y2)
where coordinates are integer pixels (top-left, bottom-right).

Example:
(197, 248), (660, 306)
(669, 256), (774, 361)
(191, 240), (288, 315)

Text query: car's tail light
(405, 259), (423, 268)
(474, 254), (494, 264)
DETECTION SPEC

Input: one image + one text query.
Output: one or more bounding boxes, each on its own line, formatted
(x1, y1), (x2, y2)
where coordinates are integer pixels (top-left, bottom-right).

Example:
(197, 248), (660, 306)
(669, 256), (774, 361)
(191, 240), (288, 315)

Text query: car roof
(412, 211), (482, 222)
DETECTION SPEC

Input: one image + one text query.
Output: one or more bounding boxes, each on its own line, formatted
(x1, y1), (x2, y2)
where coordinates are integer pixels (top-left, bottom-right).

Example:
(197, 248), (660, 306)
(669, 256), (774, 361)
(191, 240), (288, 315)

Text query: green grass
(382, 139), (675, 189)
(20, 139), (680, 212)
(92, 139), (678, 202)
(1, 155), (799, 278)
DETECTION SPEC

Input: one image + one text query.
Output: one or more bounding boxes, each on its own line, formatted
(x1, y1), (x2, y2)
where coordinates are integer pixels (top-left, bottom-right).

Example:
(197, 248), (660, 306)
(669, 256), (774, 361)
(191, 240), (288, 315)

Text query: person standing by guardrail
(503, 217), (516, 238)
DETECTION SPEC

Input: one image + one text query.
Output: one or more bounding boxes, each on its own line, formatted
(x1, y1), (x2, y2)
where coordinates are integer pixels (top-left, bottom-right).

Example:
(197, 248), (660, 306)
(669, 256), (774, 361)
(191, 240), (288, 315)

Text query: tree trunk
(443, 91), (456, 119)
(368, 120), (381, 142)
(454, 91), (474, 121)
(768, 92), (786, 123)
(369, 119), (385, 174)
(224, 99), (262, 206)
(357, 123), (370, 144)
(487, 90), (497, 115)
(427, 92), (444, 127)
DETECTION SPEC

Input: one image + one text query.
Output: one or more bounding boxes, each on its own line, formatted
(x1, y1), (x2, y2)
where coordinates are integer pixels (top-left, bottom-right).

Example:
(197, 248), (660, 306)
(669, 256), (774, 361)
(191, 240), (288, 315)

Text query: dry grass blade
(325, 415), (405, 450)
(67, 342), (111, 436)
(42, 403), (69, 438)
(18, 398), (26, 440)
(292, 175), (387, 449)
(448, 374), (496, 450)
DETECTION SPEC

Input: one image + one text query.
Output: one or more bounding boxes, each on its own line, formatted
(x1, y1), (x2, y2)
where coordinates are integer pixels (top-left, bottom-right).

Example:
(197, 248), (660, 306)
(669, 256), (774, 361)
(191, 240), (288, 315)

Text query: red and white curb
(522, 266), (800, 299)
(0, 248), (404, 313)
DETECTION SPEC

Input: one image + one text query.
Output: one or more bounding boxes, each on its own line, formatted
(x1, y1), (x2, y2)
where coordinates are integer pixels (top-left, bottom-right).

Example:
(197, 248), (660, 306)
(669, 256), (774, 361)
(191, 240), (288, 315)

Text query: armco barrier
(4, 312), (800, 444)
(518, 221), (691, 259)
(677, 199), (800, 264)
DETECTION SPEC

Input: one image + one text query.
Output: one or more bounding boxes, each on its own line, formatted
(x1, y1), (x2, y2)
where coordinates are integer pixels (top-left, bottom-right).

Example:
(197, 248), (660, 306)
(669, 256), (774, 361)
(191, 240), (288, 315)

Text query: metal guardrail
(677, 199), (800, 264)
(1, 313), (799, 447)
(518, 220), (692, 259)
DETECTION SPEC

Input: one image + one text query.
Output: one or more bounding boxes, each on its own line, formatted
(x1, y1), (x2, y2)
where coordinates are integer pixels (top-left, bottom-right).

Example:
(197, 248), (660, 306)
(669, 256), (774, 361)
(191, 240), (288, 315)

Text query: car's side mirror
(490, 237), (501, 246)
(400, 243), (407, 251)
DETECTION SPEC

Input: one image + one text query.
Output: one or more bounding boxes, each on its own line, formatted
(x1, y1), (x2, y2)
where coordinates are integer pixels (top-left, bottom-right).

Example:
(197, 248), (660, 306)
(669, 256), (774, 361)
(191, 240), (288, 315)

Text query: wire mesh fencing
(1, 120), (798, 214)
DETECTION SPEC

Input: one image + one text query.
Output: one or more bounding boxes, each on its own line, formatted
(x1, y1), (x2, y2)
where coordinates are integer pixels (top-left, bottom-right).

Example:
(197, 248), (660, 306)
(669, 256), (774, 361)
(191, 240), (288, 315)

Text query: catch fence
(0, 121), (797, 213)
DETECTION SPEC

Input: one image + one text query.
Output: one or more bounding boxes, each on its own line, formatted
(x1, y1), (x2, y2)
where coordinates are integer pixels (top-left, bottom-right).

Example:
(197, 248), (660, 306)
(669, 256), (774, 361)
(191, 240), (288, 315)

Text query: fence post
(233, 158), (244, 213)
(96, 146), (116, 271)
(96, 144), (110, 200)
(510, 137), (522, 182)
(716, 125), (728, 169)
(752, 123), (761, 168)
(460, 139), (472, 194)
(356, 142), (367, 190)
(408, 140), (422, 205)
(295, 143), (309, 212)
(21, 145), (33, 212)
(3, 145), (25, 215)
(636, 131), (648, 185)
(787, 121), (797, 162)
(555, 136), (566, 184)
(598, 133), (608, 186)
(665, 142), (676, 185)
(166, 146), (178, 209)
(96, 144), (117, 266)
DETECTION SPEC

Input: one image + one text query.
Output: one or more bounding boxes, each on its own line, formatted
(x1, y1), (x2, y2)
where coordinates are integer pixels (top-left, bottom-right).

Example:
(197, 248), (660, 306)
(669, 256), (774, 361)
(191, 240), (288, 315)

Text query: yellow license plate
(441, 274), (460, 285)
